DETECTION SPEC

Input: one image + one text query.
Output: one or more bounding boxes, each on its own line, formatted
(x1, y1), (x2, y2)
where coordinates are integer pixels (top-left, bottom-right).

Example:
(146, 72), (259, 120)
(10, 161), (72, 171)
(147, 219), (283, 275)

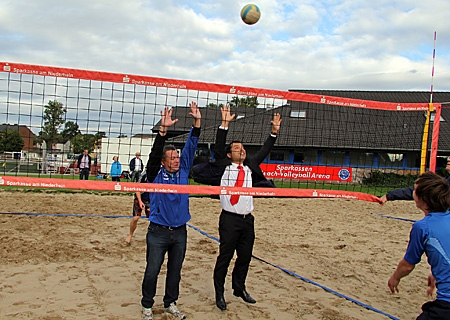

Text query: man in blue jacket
(380, 158), (450, 204)
(141, 102), (201, 320)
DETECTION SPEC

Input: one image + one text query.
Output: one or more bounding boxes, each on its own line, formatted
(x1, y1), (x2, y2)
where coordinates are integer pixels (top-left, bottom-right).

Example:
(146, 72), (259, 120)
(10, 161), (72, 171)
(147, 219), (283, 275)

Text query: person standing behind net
(130, 152), (144, 182)
(387, 171), (450, 319)
(125, 176), (149, 245)
(380, 158), (450, 205)
(213, 105), (281, 311)
(77, 149), (91, 180)
(110, 156), (122, 182)
(141, 102), (201, 320)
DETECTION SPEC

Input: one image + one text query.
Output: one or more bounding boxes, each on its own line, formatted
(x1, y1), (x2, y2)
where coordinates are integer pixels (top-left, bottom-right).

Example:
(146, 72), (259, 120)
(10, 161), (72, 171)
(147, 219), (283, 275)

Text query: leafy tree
(37, 100), (67, 149)
(207, 96), (259, 108)
(94, 131), (107, 141)
(229, 96), (259, 108)
(71, 133), (96, 154)
(0, 129), (24, 152)
(61, 121), (80, 142)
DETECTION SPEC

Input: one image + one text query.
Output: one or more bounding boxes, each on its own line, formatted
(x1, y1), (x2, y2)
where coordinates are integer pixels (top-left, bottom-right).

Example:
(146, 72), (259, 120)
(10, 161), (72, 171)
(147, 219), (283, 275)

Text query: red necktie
(230, 165), (245, 205)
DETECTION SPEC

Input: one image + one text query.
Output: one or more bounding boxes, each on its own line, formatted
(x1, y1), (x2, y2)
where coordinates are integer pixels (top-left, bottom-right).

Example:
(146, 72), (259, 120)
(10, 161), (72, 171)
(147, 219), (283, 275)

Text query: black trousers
(213, 210), (255, 296)
(417, 300), (450, 320)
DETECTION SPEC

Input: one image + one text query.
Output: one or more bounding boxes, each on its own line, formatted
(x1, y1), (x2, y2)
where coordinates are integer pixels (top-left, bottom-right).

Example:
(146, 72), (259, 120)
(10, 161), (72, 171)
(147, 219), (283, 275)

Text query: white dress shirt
(220, 163), (253, 214)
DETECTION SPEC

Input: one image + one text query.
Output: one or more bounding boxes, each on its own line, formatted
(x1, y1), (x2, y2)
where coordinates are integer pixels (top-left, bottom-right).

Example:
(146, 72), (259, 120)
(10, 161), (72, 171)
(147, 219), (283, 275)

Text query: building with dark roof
(153, 91), (450, 174)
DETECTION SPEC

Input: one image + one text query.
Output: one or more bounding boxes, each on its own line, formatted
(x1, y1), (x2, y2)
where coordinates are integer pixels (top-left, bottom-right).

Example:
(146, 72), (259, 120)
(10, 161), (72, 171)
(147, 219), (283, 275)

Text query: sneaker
(164, 302), (186, 319)
(142, 306), (153, 320)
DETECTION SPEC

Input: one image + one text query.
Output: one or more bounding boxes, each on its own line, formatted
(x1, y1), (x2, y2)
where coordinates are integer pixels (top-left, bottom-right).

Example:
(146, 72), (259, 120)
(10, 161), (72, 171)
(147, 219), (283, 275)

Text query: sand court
(0, 190), (432, 319)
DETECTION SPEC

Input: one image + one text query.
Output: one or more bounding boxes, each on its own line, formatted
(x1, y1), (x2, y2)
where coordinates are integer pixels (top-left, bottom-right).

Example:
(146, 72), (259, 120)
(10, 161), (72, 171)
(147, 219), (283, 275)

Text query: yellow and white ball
(240, 4), (261, 25)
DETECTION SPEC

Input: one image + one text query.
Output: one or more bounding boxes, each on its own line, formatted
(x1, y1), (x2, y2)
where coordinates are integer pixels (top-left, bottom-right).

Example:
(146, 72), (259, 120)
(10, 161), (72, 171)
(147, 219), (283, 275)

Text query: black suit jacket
(194, 127), (276, 186)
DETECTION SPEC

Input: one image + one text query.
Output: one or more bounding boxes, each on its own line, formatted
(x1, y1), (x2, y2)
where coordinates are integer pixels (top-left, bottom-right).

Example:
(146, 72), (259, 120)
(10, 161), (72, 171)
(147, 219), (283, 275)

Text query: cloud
(0, 0), (449, 91)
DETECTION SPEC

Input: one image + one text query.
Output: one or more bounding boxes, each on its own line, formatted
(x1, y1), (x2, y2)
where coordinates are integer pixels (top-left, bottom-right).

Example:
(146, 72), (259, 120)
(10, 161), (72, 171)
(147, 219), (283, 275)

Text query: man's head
(226, 141), (246, 164)
(135, 152), (141, 158)
(161, 145), (180, 173)
(414, 171), (450, 213)
(83, 150), (89, 155)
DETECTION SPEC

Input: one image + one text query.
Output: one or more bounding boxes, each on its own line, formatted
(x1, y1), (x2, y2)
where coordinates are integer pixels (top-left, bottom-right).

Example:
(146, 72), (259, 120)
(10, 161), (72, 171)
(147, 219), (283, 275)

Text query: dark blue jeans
(141, 223), (187, 308)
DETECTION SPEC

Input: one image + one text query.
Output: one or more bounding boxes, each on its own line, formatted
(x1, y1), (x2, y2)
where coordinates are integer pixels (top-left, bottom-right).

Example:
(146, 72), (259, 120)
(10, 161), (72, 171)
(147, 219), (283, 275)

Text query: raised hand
(271, 113), (282, 134)
(160, 106), (178, 135)
(189, 101), (201, 128)
(221, 105), (235, 128)
(189, 101), (201, 119)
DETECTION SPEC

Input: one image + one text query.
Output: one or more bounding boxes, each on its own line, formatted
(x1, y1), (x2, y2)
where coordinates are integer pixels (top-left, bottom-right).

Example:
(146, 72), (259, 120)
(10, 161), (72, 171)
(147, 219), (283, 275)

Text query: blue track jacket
(146, 127), (200, 227)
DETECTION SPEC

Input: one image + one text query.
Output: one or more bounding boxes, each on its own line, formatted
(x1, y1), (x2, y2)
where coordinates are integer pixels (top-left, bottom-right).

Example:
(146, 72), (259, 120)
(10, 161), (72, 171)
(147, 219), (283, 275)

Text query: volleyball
(240, 4), (261, 25)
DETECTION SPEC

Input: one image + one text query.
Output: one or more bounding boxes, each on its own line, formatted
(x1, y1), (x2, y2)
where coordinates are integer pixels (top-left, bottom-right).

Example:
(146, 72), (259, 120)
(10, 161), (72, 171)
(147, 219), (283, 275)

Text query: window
(424, 112), (445, 122)
(269, 152), (284, 161)
(293, 152), (304, 163)
(290, 110), (306, 118)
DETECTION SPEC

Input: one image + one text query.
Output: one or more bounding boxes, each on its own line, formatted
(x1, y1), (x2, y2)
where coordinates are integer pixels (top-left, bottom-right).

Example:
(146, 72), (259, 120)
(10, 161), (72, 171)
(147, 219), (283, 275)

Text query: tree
(37, 100), (67, 149)
(207, 96), (259, 109)
(71, 133), (96, 155)
(61, 121), (80, 142)
(0, 129), (24, 152)
(229, 96), (259, 108)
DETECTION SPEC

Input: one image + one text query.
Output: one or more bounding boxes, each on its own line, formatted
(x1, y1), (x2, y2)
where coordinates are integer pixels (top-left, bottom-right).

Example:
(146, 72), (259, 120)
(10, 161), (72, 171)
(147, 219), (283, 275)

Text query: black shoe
(216, 294), (227, 310)
(233, 289), (256, 304)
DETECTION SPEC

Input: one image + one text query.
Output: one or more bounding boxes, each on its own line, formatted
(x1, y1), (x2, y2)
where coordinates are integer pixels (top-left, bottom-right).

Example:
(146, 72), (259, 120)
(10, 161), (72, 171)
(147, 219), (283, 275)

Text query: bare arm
(135, 192), (145, 209)
(388, 258), (415, 293)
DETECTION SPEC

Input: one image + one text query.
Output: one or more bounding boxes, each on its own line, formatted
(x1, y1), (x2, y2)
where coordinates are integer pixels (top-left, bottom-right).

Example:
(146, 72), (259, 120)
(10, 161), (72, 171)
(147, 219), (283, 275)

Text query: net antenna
(420, 31), (437, 173)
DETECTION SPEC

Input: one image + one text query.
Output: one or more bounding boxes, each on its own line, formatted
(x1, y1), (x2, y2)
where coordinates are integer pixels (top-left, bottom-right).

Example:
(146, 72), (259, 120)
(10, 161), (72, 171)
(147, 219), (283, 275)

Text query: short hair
(414, 171), (450, 212)
(225, 140), (242, 154)
(162, 145), (177, 159)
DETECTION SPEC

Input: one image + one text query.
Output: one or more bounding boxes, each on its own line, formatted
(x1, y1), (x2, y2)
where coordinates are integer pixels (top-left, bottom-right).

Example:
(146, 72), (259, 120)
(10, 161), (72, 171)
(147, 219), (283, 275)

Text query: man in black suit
(213, 106), (281, 311)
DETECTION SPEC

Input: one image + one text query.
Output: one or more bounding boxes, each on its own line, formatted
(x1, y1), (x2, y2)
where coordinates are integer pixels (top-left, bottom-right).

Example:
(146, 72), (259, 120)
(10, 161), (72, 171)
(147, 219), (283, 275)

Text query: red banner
(0, 176), (381, 203)
(0, 62), (436, 111)
(261, 164), (352, 182)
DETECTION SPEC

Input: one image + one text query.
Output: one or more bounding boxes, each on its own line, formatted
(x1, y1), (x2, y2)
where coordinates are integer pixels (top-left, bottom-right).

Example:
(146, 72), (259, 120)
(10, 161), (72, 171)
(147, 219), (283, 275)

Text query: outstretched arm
(189, 101), (201, 129)
(146, 106), (178, 181)
(253, 113), (282, 163)
(388, 258), (415, 293)
(271, 112), (282, 135)
(214, 105), (235, 160)
(158, 106), (178, 137)
(220, 104), (235, 129)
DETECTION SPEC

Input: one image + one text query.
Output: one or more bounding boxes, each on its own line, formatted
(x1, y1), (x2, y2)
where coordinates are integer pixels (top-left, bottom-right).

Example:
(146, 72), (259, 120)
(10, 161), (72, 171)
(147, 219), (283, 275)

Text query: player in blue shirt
(388, 171), (450, 319)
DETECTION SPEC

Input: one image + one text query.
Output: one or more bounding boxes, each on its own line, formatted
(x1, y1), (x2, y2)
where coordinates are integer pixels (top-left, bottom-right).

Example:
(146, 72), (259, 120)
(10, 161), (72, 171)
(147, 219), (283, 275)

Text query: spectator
(77, 149), (91, 180)
(130, 152), (144, 182)
(110, 156), (122, 182)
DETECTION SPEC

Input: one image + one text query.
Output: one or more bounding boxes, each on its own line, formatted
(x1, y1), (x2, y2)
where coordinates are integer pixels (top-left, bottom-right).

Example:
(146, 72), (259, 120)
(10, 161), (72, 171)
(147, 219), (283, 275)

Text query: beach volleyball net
(0, 62), (445, 201)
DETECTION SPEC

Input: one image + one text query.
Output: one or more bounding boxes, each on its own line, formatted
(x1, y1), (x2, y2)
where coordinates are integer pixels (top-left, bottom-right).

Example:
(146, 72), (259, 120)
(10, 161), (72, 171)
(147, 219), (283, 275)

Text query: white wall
(100, 136), (155, 174)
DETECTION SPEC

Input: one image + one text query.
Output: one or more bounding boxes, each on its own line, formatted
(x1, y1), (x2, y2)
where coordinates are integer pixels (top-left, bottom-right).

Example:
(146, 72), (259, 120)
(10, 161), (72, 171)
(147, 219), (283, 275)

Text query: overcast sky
(1, 0), (449, 92)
